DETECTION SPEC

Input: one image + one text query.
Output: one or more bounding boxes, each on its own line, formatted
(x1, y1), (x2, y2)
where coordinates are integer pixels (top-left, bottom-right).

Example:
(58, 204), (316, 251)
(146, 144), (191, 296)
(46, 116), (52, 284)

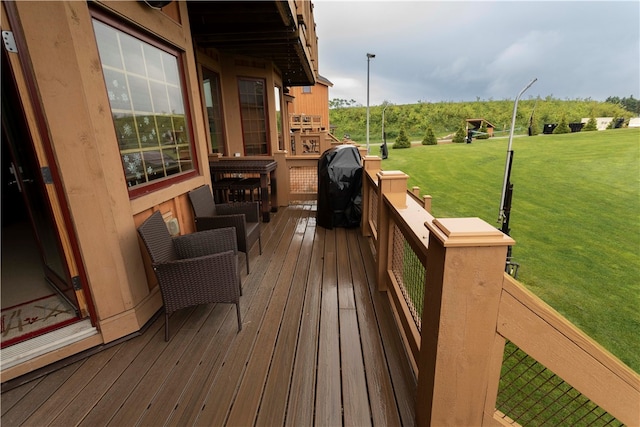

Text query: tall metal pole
(382, 104), (388, 141)
(366, 53), (375, 154)
(498, 78), (537, 223)
(380, 104), (389, 159)
(499, 78), (536, 276)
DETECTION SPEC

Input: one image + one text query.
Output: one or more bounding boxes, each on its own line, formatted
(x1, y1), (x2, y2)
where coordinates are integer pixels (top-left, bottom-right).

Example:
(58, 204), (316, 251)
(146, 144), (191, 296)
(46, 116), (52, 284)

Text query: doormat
(1, 294), (78, 348)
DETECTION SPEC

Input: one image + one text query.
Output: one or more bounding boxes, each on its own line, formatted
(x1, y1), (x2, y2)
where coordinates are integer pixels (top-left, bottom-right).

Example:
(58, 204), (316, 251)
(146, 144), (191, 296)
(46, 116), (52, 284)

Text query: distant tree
(329, 98), (358, 109)
(477, 123), (490, 139)
(606, 95), (639, 115)
(583, 116), (597, 132)
(553, 115), (571, 134)
(422, 126), (437, 145)
(393, 126), (411, 149)
(452, 125), (467, 143)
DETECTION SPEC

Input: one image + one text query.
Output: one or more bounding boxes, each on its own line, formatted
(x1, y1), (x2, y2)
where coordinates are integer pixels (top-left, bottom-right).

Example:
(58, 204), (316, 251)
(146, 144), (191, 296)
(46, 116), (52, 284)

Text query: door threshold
(1, 319), (97, 370)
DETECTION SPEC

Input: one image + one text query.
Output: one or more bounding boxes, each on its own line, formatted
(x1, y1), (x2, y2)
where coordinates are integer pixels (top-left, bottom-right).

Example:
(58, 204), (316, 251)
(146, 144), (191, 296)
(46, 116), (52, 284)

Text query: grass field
(382, 128), (640, 373)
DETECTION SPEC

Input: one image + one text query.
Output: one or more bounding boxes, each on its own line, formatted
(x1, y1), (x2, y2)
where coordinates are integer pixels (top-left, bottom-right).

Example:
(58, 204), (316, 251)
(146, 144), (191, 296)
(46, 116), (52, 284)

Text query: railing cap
(376, 170), (409, 180)
(426, 217), (515, 247)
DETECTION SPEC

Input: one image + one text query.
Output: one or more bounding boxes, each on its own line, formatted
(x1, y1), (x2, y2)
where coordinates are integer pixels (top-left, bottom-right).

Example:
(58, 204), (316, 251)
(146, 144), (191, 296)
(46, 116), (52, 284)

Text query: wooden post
(416, 217), (515, 426)
(273, 151), (288, 207)
(423, 195), (432, 213)
(375, 170), (409, 292)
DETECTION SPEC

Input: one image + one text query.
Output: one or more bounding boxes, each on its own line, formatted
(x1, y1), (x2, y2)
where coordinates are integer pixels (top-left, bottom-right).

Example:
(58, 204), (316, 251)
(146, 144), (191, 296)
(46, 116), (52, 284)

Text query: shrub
(583, 116), (597, 131)
(553, 115), (571, 134)
(452, 126), (467, 143)
(393, 126), (411, 148)
(477, 123), (490, 139)
(422, 126), (437, 145)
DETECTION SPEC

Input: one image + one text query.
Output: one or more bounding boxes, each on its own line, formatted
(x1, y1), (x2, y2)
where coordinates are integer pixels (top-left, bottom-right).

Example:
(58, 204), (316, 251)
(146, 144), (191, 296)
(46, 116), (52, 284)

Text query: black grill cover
(317, 145), (363, 229)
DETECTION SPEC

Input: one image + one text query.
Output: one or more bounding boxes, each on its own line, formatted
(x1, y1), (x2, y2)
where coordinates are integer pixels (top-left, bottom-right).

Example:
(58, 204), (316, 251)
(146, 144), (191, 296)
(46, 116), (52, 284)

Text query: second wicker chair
(188, 185), (262, 274)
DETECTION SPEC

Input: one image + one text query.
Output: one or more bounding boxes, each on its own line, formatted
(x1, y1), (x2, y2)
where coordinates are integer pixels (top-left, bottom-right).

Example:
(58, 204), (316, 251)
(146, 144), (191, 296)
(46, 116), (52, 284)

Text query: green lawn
(382, 128), (640, 373)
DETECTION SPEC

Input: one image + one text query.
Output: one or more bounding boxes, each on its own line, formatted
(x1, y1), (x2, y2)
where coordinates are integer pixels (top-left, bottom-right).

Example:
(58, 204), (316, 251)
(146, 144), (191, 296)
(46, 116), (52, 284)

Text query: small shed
(466, 119), (495, 137)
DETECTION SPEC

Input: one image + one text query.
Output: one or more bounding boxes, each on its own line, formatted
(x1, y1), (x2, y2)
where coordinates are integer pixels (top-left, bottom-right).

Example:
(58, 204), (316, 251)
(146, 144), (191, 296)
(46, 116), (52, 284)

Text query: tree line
(329, 96), (636, 144)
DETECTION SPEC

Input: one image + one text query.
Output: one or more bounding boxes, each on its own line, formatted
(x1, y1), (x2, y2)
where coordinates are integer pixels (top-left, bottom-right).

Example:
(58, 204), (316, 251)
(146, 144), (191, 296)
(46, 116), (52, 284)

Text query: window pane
(120, 34), (146, 75)
(92, 18), (195, 189)
(129, 75), (153, 112)
(103, 69), (132, 111)
(114, 113), (138, 151)
(93, 21), (122, 69)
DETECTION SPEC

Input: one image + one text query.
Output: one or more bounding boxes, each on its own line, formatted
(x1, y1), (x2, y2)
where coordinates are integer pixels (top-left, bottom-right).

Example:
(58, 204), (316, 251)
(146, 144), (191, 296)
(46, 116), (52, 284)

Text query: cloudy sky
(312, 1), (640, 106)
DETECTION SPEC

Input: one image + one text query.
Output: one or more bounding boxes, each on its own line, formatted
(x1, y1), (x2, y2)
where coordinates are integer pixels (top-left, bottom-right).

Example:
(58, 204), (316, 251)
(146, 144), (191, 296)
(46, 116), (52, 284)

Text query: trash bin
(317, 145), (363, 229)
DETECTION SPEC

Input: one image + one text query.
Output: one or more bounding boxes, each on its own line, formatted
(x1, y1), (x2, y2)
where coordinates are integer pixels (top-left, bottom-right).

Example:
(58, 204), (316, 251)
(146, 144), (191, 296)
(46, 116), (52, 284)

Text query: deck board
(315, 227), (343, 426)
(348, 230), (403, 426)
(1, 203), (417, 426)
(255, 215), (316, 426)
(285, 222), (324, 426)
(337, 228), (371, 426)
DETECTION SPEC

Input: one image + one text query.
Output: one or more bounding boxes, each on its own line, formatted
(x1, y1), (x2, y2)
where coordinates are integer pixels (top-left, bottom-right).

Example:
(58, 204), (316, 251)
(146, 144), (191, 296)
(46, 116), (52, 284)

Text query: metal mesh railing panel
(370, 187), (378, 231)
(497, 341), (623, 426)
(289, 166), (317, 194)
(391, 223), (425, 331)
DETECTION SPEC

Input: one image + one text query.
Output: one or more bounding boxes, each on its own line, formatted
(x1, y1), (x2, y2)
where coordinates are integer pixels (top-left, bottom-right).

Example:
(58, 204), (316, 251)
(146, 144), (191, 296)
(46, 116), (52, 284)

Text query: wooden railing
(289, 114), (322, 132)
(274, 153), (638, 424)
(359, 157), (640, 426)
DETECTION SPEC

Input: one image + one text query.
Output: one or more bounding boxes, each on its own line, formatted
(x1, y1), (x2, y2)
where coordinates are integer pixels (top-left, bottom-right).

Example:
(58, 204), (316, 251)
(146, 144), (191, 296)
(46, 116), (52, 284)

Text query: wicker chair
(137, 211), (242, 341)
(188, 185), (262, 274)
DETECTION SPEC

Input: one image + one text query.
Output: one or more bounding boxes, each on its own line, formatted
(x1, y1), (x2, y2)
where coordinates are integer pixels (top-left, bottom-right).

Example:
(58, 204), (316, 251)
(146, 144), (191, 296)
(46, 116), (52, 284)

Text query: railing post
(416, 217), (515, 426)
(375, 170), (409, 292)
(361, 156), (381, 237)
(423, 195), (432, 213)
(273, 151), (288, 207)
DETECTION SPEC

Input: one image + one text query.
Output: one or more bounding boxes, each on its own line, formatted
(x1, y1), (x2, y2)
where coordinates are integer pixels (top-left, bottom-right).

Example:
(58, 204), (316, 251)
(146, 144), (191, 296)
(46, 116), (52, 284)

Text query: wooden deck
(1, 203), (416, 426)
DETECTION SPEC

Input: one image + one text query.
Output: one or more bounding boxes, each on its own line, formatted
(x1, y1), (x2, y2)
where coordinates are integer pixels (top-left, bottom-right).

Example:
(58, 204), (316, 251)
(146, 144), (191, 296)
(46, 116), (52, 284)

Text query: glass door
(1, 51), (79, 313)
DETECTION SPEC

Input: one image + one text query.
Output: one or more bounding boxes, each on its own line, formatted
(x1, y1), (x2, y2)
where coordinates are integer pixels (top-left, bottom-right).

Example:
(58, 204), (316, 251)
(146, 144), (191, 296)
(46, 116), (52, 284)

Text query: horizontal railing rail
(489, 274), (639, 426)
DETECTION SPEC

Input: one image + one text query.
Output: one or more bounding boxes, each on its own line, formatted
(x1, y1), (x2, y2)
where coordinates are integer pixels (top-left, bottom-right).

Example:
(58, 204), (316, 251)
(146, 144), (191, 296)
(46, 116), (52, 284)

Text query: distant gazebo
(466, 118), (495, 137)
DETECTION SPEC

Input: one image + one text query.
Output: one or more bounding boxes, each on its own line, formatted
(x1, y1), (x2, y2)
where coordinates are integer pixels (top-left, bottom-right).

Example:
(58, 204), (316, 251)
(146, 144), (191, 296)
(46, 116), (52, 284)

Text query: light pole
(382, 104), (388, 141)
(380, 104), (389, 159)
(366, 53), (375, 154)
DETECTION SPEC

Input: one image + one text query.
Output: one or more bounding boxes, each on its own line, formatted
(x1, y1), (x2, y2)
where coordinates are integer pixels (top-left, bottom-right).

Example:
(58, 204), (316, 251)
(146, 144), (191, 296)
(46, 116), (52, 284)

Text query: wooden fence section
(359, 157), (640, 427)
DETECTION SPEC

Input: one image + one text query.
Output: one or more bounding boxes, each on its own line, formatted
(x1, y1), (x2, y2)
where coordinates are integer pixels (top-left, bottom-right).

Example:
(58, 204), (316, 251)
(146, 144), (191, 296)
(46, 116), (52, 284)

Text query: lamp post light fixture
(366, 53), (375, 154)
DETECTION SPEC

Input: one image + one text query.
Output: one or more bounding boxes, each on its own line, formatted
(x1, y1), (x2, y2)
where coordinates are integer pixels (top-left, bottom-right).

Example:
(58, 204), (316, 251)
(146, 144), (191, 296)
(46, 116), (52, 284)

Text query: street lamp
(366, 53), (375, 154)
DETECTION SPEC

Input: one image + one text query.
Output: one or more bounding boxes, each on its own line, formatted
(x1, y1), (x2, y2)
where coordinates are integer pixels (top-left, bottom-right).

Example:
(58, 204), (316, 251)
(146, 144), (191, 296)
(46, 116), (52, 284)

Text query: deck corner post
(415, 217), (515, 426)
(375, 170), (409, 292)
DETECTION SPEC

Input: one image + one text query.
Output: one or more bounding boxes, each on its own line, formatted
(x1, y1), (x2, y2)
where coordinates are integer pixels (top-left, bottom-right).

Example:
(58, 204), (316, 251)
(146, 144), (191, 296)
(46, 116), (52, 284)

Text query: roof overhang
(187, 1), (316, 86)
